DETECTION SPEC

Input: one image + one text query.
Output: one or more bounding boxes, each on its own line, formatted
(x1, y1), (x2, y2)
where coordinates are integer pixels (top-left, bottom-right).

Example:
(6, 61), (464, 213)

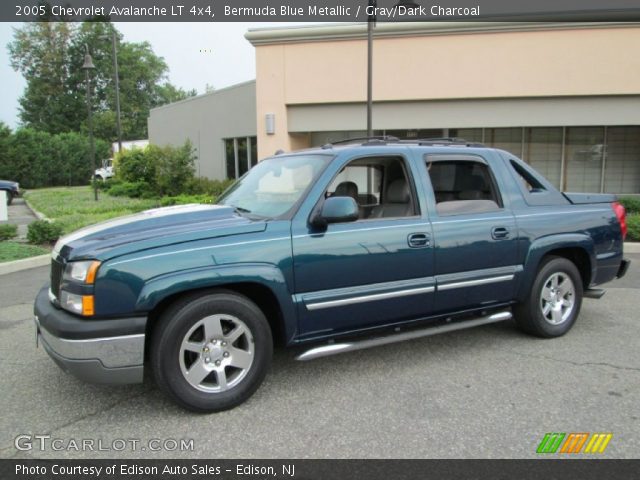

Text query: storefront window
(250, 137), (258, 167)
(523, 128), (563, 189)
(564, 127), (605, 192)
(484, 128), (522, 157)
(224, 136), (258, 179)
(604, 126), (640, 194)
(225, 139), (236, 179)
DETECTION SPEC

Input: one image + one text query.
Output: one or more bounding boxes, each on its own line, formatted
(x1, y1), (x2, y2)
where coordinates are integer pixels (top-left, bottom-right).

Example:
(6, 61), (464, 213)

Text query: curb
(24, 198), (49, 221)
(625, 242), (640, 253)
(0, 254), (50, 276)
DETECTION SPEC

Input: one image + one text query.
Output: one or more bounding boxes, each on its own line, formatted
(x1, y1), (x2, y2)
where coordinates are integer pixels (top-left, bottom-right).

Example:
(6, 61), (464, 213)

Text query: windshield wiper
(231, 205), (252, 214)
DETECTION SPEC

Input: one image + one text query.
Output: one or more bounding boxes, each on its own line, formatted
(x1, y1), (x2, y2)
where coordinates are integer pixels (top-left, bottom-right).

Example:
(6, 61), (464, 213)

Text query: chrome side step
(584, 288), (605, 299)
(295, 311), (512, 361)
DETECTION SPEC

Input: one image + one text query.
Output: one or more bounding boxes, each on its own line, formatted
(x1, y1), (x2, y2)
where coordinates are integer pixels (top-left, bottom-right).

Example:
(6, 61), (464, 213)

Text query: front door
(291, 152), (435, 340)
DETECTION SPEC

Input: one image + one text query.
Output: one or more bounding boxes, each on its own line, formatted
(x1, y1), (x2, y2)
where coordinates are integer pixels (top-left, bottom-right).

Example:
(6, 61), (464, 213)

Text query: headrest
(334, 181), (358, 199)
(459, 174), (485, 191)
(386, 179), (410, 203)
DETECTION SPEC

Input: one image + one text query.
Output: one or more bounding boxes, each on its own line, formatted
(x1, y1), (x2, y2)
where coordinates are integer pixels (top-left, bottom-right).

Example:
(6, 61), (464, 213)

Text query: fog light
(60, 291), (94, 316)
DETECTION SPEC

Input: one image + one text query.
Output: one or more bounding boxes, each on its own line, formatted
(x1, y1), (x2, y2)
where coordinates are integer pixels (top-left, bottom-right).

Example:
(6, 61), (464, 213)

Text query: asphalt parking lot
(1, 255), (639, 459)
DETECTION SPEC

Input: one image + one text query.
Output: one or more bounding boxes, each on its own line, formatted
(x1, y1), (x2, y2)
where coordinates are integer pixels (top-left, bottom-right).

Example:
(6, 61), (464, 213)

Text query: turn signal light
(82, 295), (95, 316)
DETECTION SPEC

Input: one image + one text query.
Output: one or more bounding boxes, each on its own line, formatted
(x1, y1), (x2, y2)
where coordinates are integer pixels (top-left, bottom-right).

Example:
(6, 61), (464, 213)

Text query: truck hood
(53, 204), (266, 261)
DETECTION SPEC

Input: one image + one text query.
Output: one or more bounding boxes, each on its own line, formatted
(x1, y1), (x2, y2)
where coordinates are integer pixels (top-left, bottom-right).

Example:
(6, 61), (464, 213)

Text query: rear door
(421, 153), (520, 313)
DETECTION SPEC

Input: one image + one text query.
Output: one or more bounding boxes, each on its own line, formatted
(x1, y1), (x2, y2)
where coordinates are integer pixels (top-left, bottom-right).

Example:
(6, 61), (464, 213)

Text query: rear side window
(426, 159), (502, 216)
(510, 160), (547, 193)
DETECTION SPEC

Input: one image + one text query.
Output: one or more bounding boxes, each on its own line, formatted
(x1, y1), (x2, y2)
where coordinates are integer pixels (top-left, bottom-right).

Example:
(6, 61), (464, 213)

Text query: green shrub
(627, 214), (640, 242)
(619, 196), (640, 215)
(27, 220), (63, 244)
(186, 177), (235, 197)
(0, 128), (108, 189)
(95, 178), (121, 191)
(115, 148), (157, 186)
(114, 141), (198, 197)
(158, 194), (213, 207)
(107, 181), (153, 199)
(0, 224), (18, 241)
(153, 142), (196, 197)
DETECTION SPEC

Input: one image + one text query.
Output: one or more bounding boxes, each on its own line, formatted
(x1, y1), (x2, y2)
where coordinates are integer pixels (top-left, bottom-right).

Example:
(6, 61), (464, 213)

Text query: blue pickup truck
(34, 138), (630, 412)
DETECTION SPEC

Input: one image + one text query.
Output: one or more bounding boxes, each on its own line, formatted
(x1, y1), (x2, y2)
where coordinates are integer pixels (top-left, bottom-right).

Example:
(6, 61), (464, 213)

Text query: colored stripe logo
(537, 433), (612, 454)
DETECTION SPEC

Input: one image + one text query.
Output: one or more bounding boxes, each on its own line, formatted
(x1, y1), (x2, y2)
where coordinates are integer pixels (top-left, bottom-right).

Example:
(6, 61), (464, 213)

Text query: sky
(0, 22), (312, 129)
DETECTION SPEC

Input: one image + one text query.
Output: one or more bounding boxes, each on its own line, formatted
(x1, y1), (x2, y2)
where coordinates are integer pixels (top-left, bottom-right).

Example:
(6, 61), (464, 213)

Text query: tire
(150, 290), (273, 413)
(4, 191), (12, 205)
(514, 256), (583, 338)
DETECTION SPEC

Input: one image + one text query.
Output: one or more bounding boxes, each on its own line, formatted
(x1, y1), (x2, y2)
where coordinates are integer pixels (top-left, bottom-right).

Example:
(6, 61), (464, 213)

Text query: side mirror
(311, 196), (359, 229)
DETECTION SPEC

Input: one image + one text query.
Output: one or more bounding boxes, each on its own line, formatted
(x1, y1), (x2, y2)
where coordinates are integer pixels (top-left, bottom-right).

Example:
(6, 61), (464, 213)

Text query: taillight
(612, 201), (627, 240)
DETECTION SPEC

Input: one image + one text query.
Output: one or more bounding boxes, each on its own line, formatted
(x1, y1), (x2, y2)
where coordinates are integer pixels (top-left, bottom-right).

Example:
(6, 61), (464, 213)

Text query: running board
(584, 289), (605, 299)
(295, 310), (512, 361)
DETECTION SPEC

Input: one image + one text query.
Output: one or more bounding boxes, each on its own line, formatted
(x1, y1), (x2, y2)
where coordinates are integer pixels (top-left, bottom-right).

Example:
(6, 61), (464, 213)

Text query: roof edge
(150, 80), (256, 113)
(245, 21), (640, 45)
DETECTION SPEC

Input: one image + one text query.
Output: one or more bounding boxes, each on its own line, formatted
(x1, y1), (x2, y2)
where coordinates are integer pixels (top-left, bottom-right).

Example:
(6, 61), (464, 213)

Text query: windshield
(217, 154), (332, 218)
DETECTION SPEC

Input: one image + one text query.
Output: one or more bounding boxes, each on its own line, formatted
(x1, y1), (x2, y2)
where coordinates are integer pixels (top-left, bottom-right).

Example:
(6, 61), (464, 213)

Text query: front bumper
(34, 286), (147, 384)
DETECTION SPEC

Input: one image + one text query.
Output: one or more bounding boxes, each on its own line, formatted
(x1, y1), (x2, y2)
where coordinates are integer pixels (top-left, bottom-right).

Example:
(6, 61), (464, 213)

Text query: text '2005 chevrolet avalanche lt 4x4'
(34, 137), (630, 412)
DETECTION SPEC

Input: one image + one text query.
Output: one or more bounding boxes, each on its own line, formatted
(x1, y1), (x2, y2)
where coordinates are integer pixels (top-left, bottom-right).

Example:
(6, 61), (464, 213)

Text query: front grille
(50, 257), (64, 300)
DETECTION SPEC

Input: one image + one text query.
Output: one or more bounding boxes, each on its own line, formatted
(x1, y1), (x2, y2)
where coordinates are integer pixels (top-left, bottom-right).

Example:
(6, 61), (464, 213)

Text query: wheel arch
(517, 234), (595, 302)
(139, 264), (297, 355)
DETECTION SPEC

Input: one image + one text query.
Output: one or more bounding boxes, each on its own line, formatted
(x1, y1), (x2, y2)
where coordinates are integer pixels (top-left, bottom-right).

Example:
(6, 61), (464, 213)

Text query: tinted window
(426, 159), (502, 216)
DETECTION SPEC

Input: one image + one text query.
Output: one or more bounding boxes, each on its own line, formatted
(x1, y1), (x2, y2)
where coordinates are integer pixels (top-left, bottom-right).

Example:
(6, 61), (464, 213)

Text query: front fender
(136, 263), (297, 342)
(516, 233), (595, 302)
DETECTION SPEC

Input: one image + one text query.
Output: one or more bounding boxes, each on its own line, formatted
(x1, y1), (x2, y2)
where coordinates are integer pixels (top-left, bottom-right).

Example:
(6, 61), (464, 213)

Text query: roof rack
(415, 137), (485, 147)
(321, 135), (399, 149)
(320, 136), (485, 149)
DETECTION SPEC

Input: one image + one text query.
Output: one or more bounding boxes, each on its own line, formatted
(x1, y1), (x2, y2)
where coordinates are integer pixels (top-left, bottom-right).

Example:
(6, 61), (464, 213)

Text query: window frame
(423, 153), (505, 217)
(315, 153), (421, 223)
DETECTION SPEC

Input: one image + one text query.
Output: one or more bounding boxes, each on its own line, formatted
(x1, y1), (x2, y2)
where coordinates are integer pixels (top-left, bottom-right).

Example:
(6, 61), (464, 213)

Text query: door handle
(491, 226), (510, 240)
(408, 233), (430, 248)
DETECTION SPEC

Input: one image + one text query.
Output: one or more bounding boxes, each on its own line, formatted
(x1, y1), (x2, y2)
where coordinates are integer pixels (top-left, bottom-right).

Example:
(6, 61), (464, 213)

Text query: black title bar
(4, 0), (640, 22)
(2, 459), (640, 480)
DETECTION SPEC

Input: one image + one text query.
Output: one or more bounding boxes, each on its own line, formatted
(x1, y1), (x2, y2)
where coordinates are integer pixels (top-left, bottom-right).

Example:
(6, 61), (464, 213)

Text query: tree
(8, 23), (80, 134)
(8, 22), (196, 142)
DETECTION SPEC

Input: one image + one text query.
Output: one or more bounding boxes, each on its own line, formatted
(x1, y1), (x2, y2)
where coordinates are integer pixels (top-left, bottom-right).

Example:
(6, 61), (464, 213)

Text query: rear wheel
(4, 191), (12, 205)
(514, 256), (583, 338)
(150, 290), (273, 412)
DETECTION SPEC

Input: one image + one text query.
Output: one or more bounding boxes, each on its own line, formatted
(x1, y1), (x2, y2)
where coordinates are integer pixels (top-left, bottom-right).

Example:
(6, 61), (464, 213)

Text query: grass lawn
(0, 241), (50, 262)
(25, 186), (159, 235)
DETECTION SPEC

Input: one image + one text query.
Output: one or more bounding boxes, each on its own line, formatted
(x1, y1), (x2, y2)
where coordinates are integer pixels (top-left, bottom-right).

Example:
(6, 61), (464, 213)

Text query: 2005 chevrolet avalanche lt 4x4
(34, 138), (630, 412)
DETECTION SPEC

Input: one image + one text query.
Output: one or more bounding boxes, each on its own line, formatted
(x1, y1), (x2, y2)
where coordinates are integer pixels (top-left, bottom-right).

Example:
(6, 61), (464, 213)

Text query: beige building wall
(247, 23), (640, 158)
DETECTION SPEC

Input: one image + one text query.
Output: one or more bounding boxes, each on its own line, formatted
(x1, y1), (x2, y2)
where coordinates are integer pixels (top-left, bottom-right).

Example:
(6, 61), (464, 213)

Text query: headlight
(64, 260), (101, 284)
(60, 291), (94, 316)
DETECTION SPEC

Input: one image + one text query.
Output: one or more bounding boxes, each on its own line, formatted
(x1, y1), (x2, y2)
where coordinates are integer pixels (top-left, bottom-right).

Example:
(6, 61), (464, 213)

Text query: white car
(94, 159), (114, 180)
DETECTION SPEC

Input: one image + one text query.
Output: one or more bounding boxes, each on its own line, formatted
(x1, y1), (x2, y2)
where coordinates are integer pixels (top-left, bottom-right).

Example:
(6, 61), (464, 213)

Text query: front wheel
(514, 256), (583, 338)
(150, 290), (273, 412)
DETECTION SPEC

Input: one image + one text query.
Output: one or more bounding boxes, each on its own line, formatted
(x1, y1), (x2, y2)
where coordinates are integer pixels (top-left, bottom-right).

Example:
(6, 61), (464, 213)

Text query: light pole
(103, 27), (123, 154)
(82, 44), (98, 201)
(367, 1), (421, 138)
(366, 0), (375, 138)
